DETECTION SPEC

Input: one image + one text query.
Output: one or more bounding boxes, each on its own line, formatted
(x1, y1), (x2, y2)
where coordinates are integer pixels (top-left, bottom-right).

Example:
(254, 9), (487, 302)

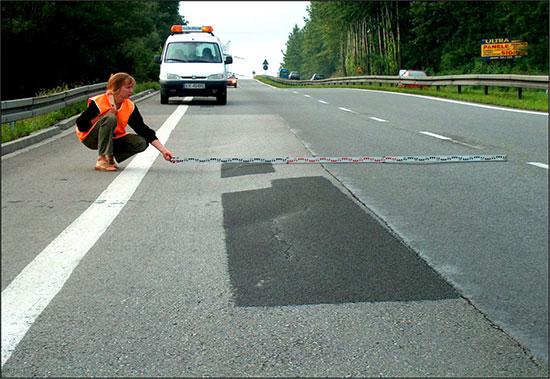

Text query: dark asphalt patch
(222, 176), (459, 307)
(221, 163), (275, 178)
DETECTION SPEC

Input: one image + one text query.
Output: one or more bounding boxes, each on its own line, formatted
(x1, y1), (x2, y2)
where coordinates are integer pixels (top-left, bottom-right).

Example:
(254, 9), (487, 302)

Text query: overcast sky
(178, 1), (310, 77)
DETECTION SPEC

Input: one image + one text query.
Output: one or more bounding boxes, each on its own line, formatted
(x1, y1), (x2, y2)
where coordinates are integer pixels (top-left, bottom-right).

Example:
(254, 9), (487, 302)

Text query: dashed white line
(304, 94), (311, 98)
(1, 105), (188, 367)
(338, 107), (357, 114)
(369, 117), (388, 122)
(318, 100), (328, 104)
(527, 162), (548, 169)
(419, 131), (452, 140)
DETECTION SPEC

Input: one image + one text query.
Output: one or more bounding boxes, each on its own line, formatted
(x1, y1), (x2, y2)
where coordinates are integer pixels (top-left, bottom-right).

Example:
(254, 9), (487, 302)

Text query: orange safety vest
(75, 92), (135, 141)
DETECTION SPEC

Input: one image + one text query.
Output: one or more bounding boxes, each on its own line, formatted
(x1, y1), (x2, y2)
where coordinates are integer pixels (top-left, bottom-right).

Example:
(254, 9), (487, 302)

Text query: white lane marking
(254, 79), (278, 89)
(304, 94), (311, 98)
(1, 105), (188, 367)
(369, 117), (388, 122)
(338, 107), (357, 114)
(419, 131), (452, 140)
(527, 162), (549, 169)
(318, 100), (329, 104)
(419, 130), (483, 149)
(292, 91), (300, 94)
(351, 88), (548, 116)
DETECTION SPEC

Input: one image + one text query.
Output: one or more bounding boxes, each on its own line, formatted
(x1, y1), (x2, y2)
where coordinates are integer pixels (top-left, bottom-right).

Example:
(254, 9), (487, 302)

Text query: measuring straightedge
(170, 155), (507, 164)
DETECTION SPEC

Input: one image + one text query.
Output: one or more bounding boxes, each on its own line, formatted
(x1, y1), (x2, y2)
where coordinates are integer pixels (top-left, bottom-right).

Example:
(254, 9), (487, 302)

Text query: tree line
(1, 1), (547, 100)
(1, 1), (182, 100)
(283, 1), (549, 79)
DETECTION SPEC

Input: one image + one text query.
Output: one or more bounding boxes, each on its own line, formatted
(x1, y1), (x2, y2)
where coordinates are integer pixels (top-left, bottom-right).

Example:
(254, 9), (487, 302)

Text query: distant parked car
(289, 71), (300, 80)
(227, 72), (238, 88)
(310, 73), (325, 80)
(399, 69), (428, 88)
(278, 68), (290, 79)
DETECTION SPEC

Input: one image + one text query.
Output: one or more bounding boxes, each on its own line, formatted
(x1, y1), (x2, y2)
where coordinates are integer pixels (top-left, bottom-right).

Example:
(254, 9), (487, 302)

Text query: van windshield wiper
(165, 58), (188, 62)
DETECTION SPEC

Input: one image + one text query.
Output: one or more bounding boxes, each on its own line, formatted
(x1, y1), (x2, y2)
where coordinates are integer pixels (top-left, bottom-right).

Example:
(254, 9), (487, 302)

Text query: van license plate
(184, 83), (205, 89)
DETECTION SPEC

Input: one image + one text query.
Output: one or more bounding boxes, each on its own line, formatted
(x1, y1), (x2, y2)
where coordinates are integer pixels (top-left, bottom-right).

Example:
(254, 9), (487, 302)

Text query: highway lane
(256, 80), (549, 363)
(1, 82), (547, 376)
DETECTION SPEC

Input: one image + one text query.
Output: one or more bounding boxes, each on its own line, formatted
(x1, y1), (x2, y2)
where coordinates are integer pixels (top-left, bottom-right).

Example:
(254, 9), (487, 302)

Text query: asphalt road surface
(1, 80), (547, 377)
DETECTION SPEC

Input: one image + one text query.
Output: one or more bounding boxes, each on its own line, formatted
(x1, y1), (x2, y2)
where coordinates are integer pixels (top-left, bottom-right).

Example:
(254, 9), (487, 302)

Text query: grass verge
(1, 82), (160, 144)
(256, 76), (548, 113)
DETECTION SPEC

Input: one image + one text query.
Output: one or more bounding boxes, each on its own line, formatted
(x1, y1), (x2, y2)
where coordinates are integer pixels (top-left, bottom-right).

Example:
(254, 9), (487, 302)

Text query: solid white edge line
(253, 78), (547, 116)
(1, 105), (188, 367)
(419, 131), (452, 140)
(350, 87), (548, 116)
(254, 79), (278, 89)
(527, 162), (549, 169)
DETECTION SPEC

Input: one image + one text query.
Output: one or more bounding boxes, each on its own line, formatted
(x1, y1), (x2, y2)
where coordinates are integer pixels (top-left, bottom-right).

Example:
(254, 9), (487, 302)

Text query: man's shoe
(107, 155), (118, 169)
(94, 160), (117, 171)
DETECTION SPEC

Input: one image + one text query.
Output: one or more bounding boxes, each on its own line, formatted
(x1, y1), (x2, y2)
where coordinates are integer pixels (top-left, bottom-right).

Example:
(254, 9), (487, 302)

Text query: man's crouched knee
(100, 113), (117, 127)
(134, 136), (148, 153)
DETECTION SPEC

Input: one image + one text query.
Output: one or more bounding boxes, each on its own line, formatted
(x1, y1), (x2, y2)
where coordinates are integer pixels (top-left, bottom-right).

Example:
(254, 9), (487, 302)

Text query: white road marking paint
(419, 131), (452, 140)
(527, 162), (548, 169)
(419, 131), (484, 149)
(352, 88), (548, 116)
(293, 91), (300, 94)
(304, 94), (311, 98)
(369, 117), (388, 122)
(338, 107), (357, 114)
(318, 100), (329, 104)
(254, 79), (278, 90)
(1, 105), (188, 367)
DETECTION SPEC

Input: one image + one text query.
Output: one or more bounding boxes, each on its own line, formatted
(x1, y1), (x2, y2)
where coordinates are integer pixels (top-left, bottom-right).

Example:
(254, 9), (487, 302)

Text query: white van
(155, 25), (233, 105)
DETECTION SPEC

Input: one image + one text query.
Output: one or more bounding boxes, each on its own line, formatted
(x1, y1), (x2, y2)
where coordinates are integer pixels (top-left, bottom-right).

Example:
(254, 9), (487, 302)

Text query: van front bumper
(160, 80), (227, 97)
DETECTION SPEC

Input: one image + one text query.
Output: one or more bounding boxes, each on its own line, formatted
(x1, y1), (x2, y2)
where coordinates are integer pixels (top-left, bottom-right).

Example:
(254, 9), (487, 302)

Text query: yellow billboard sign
(481, 38), (528, 59)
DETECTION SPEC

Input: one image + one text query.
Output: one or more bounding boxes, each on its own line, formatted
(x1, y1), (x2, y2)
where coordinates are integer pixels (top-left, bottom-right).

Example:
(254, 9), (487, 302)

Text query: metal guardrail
(2, 74), (547, 124)
(270, 74), (549, 98)
(1, 82), (107, 124)
(1, 89), (158, 156)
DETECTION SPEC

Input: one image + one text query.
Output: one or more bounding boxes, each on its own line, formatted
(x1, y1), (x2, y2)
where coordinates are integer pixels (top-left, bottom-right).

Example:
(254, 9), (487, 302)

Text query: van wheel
(160, 94), (169, 104)
(216, 91), (227, 105)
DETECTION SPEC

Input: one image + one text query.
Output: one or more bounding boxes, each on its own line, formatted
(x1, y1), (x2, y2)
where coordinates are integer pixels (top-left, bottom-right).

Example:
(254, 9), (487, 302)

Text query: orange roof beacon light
(170, 25), (214, 34)
(170, 25), (183, 33)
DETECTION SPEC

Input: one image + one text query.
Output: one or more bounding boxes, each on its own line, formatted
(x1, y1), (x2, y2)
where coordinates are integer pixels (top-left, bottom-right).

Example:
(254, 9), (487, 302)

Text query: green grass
(1, 82), (160, 144)
(256, 76), (548, 113)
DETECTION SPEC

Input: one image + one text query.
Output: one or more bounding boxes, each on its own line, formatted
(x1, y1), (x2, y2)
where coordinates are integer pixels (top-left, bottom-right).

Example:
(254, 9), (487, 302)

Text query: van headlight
(207, 73), (225, 80)
(166, 73), (181, 80)
(160, 73), (180, 80)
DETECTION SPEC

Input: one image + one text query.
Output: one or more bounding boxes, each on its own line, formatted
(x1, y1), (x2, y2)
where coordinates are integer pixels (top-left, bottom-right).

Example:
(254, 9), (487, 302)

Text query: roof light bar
(170, 25), (214, 34)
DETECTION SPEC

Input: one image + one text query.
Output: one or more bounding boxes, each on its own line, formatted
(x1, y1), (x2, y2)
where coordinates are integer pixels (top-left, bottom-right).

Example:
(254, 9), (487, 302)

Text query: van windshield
(165, 42), (222, 63)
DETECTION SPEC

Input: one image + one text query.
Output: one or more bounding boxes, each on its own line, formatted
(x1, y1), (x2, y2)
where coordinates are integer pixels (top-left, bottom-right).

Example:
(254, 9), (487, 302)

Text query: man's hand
(150, 139), (174, 163)
(162, 149), (174, 162)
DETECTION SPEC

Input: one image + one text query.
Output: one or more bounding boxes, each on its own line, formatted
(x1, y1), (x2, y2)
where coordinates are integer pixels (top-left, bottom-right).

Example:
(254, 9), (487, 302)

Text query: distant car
(310, 73), (325, 80)
(289, 71), (300, 80)
(227, 73), (238, 88)
(399, 69), (428, 88)
(278, 68), (290, 79)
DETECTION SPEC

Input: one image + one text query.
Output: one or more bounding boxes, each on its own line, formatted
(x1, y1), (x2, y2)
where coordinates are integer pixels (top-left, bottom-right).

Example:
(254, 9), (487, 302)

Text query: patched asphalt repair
(221, 162), (275, 178)
(221, 167), (459, 308)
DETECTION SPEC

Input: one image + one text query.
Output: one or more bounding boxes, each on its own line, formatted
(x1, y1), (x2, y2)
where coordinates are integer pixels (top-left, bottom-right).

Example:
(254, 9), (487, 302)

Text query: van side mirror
(224, 55), (233, 64)
(154, 55), (161, 64)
